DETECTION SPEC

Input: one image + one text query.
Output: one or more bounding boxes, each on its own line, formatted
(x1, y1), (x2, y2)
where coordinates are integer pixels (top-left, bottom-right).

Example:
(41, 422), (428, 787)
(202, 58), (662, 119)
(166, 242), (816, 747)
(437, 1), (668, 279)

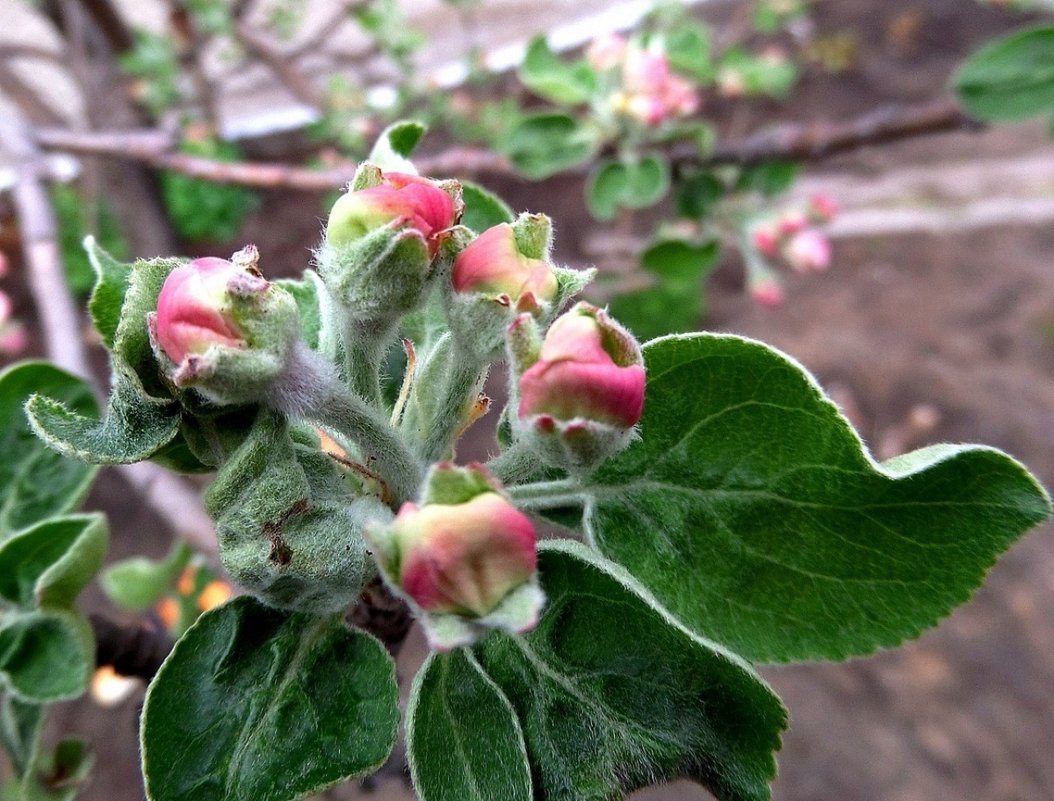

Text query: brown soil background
(2, 1), (1053, 799)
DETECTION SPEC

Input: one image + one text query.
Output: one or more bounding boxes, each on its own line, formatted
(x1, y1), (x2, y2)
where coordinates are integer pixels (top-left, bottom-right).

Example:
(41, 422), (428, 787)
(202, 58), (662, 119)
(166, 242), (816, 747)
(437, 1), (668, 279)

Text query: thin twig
(233, 18), (327, 110)
(689, 99), (979, 168)
(0, 62), (65, 126)
(0, 44), (63, 64)
(31, 99), (977, 190)
(165, 0), (221, 132)
(287, 0), (370, 62)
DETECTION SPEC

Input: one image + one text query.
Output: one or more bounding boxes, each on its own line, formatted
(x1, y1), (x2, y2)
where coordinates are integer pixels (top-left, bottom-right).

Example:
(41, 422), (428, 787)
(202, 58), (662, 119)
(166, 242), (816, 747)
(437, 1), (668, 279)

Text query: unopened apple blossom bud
(622, 44), (670, 95)
(777, 210), (809, 236)
(326, 169), (457, 257)
(445, 214), (591, 362)
(452, 223), (558, 306)
(586, 33), (627, 71)
(784, 229), (832, 272)
(321, 164), (463, 325)
(367, 463), (544, 650)
(749, 276), (785, 308)
(148, 251), (300, 405)
(809, 194), (839, 222)
(751, 224), (780, 257)
(514, 303), (645, 471)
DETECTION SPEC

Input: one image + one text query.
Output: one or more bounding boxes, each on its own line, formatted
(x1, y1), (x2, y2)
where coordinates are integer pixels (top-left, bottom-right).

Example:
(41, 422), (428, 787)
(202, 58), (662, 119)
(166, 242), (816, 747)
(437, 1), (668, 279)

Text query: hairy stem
(506, 478), (587, 510)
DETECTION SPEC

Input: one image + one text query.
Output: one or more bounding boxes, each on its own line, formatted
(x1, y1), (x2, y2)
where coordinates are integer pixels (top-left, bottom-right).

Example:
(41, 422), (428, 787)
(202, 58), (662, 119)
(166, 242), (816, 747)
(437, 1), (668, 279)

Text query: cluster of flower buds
(149, 247), (302, 405)
(509, 302), (646, 471)
(747, 194), (838, 306)
(136, 151), (646, 651)
(0, 253), (27, 357)
(367, 463), (544, 650)
(588, 35), (699, 127)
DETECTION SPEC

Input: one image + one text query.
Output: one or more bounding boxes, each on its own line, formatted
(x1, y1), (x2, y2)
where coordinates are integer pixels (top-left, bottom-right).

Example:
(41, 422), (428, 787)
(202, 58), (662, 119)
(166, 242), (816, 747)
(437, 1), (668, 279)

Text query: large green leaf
(504, 114), (598, 180)
(407, 650), (532, 801)
(954, 25), (1054, 122)
(0, 610), (94, 702)
(85, 236), (131, 350)
(141, 596), (399, 801)
(473, 542), (787, 801)
(585, 156), (670, 221)
(0, 514), (108, 610)
(0, 363), (98, 540)
(26, 368), (180, 465)
(519, 37), (597, 105)
(0, 694), (44, 777)
(575, 334), (1051, 662)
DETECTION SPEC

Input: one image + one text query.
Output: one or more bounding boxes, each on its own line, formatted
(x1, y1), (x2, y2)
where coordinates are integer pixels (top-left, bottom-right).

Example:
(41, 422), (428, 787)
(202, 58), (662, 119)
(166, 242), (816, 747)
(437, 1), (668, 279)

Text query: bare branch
(32, 126), (511, 189)
(164, 0), (221, 132)
(0, 44), (64, 64)
(233, 18), (327, 110)
(688, 99), (979, 168)
(76, 0), (136, 54)
(287, 0), (370, 62)
(0, 62), (66, 126)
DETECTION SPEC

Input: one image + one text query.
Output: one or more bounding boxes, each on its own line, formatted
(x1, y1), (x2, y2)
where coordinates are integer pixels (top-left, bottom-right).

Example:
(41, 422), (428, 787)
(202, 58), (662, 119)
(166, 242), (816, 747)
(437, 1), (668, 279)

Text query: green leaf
(203, 410), (379, 615)
(0, 609), (93, 702)
(368, 120), (427, 173)
(84, 236), (131, 350)
(473, 542), (786, 801)
(641, 238), (720, 280)
(610, 283), (704, 341)
(101, 540), (192, 612)
(0, 694), (44, 777)
(407, 650), (532, 801)
(21, 737), (93, 801)
(585, 156), (670, 221)
(675, 169), (725, 219)
(26, 369), (180, 465)
(665, 23), (714, 82)
(578, 334), (1052, 662)
(954, 26), (1054, 122)
(585, 161), (629, 221)
(0, 515), (108, 610)
(737, 161), (800, 197)
(504, 114), (598, 180)
(141, 596), (399, 801)
(0, 363), (98, 540)
(275, 274), (323, 351)
(459, 181), (515, 233)
(113, 256), (185, 400)
(519, 37), (597, 105)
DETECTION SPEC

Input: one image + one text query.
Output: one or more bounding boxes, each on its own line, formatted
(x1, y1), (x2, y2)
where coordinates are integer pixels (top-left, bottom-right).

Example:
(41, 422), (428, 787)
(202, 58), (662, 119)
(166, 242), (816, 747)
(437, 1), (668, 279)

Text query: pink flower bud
(750, 277), (785, 308)
(809, 194), (839, 222)
(586, 33), (627, 71)
(784, 229), (832, 273)
(519, 303), (645, 429)
(392, 492), (537, 617)
(154, 257), (247, 366)
(624, 93), (668, 126)
(327, 170), (456, 255)
(0, 290), (12, 323)
(751, 224), (780, 257)
(662, 74), (701, 117)
(777, 210), (809, 236)
(452, 223), (558, 306)
(0, 323), (27, 355)
(622, 44), (670, 95)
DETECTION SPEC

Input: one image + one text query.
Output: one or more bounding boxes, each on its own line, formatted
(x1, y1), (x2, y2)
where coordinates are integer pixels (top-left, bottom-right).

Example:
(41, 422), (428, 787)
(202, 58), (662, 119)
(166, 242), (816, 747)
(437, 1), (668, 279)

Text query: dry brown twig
(28, 99), (977, 191)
